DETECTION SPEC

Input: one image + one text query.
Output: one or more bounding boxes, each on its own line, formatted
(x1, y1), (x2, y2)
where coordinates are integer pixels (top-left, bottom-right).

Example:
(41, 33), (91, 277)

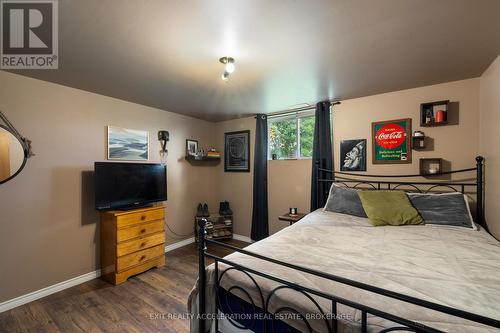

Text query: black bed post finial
(476, 156), (484, 227)
(198, 218), (207, 333)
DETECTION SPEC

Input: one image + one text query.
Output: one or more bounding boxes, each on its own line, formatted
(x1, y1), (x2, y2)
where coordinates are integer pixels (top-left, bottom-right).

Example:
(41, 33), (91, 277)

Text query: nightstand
(278, 212), (306, 225)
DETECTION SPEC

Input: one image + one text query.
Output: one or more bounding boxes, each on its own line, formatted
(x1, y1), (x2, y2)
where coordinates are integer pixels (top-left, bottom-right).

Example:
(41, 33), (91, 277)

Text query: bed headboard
(316, 156), (485, 228)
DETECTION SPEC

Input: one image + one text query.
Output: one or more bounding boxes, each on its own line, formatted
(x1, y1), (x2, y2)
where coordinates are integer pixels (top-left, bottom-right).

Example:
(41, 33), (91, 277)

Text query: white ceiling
(8, 0), (500, 121)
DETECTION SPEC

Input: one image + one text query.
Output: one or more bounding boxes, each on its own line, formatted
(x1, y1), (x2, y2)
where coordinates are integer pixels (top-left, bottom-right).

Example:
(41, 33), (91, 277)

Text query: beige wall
(214, 117), (255, 237)
(216, 78), (481, 239)
(479, 54), (500, 240)
(334, 78), (480, 174)
(214, 118), (313, 237)
(0, 71), (217, 303)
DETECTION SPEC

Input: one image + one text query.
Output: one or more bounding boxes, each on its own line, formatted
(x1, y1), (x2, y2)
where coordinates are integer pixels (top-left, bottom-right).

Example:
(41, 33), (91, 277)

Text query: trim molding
(0, 269), (101, 313)
(164, 237), (195, 252)
(0, 235), (251, 314)
(233, 234), (253, 243)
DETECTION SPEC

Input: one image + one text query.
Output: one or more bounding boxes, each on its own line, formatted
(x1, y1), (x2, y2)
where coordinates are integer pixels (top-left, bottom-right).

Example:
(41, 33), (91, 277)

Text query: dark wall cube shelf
(420, 100), (449, 127)
(412, 136), (426, 150)
(419, 158), (443, 176)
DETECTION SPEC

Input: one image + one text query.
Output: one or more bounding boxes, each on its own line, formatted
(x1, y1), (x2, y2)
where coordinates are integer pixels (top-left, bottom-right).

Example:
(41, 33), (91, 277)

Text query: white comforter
(189, 210), (500, 332)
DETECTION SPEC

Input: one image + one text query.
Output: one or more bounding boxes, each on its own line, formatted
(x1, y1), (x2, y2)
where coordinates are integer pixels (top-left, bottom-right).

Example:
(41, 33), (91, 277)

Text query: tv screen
(95, 162), (167, 210)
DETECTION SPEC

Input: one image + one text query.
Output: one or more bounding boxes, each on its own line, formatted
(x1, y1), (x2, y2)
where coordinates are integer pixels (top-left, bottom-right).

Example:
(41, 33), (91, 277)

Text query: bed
(188, 156), (500, 332)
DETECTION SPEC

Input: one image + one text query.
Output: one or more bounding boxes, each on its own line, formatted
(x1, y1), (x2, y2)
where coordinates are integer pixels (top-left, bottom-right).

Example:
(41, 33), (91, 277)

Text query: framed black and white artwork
(224, 130), (250, 172)
(340, 139), (366, 171)
(186, 139), (198, 157)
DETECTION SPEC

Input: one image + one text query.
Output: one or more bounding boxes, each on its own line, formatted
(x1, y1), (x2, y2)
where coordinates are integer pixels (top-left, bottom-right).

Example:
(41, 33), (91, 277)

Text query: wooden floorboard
(0, 240), (248, 333)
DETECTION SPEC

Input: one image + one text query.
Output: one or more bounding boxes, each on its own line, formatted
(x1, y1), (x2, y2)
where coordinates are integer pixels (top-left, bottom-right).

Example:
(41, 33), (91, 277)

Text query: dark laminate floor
(0, 240), (248, 333)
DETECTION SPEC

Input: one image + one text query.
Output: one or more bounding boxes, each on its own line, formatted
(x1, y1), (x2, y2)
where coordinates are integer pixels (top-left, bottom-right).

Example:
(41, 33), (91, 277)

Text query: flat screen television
(95, 162), (167, 210)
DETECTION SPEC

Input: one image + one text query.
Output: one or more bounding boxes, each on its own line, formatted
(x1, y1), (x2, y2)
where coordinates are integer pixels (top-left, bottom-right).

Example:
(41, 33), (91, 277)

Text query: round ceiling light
(219, 57), (235, 80)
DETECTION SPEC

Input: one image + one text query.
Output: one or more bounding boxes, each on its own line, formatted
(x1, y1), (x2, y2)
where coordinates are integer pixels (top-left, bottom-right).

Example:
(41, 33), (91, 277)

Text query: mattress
(188, 209), (500, 332)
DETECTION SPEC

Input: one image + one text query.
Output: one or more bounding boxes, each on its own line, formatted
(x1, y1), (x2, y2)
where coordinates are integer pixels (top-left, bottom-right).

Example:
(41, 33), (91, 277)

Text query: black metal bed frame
(197, 156), (500, 333)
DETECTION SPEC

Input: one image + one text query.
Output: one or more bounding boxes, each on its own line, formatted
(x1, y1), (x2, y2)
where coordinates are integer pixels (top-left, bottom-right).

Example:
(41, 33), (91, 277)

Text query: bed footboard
(197, 218), (500, 333)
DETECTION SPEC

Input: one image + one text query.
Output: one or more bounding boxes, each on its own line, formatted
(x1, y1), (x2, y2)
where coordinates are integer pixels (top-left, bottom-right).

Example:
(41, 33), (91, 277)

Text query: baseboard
(0, 269), (101, 314)
(164, 237), (195, 252)
(0, 235), (249, 314)
(233, 234), (253, 243)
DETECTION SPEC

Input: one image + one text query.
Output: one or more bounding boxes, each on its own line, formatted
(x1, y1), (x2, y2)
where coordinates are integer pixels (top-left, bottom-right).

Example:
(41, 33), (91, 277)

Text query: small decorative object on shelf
(185, 147), (221, 164)
(420, 100), (450, 127)
(206, 148), (221, 158)
(195, 148), (205, 160)
(420, 158), (443, 176)
(289, 207), (298, 215)
(412, 131), (426, 150)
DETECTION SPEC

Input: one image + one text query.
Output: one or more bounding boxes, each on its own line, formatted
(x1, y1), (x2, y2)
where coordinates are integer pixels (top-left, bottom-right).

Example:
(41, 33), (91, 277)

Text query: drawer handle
(140, 255), (146, 261)
(141, 215), (146, 220)
(140, 242), (146, 248)
(140, 229), (146, 234)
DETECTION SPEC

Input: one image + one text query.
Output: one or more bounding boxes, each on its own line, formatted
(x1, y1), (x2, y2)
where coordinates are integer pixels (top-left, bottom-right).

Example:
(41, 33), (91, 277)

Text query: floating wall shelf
(420, 100), (450, 127)
(185, 155), (221, 164)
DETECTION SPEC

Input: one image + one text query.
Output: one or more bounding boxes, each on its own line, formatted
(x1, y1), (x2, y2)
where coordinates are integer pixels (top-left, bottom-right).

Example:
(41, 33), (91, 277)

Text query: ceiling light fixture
(219, 57), (235, 81)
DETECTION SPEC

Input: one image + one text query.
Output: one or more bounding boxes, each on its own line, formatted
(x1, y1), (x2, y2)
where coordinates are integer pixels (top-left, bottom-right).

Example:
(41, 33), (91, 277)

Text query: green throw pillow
(358, 190), (425, 226)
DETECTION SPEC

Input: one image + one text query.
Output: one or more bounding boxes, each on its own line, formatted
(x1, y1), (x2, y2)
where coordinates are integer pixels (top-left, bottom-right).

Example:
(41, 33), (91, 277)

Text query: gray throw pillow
(407, 193), (475, 229)
(323, 184), (367, 218)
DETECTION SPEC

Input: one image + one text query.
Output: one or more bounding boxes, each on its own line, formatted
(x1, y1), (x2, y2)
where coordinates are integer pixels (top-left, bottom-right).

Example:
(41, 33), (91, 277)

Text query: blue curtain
(310, 101), (333, 211)
(251, 114), (269, 241)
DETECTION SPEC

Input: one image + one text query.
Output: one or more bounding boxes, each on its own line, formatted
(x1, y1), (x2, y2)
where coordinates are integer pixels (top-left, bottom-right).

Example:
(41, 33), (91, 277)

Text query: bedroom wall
(214, 117), (255, 237)
(217, 78), (481, 239)
(0, 71), (217, 303)
(479, 54), (500, 240)
(333, 78), (480, 174)
(214, 118), (313, 237)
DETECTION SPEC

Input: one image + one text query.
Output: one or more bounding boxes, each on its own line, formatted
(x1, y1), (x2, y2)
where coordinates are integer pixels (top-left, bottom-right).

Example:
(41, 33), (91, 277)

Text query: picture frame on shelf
(186, 139), (198, 157)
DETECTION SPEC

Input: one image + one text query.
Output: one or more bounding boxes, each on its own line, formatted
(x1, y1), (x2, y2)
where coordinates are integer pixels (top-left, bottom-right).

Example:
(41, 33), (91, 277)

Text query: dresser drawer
(116, 244), (165, 272)
(116, 208), (165, 229)
(117, 232), (165, 257)
(117, 220), (164, 243)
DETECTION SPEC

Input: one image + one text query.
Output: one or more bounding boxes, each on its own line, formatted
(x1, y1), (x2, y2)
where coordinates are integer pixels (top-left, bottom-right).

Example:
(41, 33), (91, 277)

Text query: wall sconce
(158, 130), (169, 162)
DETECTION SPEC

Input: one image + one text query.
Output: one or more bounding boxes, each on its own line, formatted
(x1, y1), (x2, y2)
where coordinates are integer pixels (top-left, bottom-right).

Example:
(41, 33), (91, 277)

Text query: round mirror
(0, 125), (27, 184)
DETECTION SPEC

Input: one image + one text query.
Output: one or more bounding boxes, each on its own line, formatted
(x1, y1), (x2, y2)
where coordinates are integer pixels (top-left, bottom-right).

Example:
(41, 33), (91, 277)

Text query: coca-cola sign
(372, 118), (412, 164)
(375, 124), (406, 149)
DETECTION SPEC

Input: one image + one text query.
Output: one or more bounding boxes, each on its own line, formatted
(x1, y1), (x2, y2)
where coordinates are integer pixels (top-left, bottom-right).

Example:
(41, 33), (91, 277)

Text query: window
(268, 111), (316, 160)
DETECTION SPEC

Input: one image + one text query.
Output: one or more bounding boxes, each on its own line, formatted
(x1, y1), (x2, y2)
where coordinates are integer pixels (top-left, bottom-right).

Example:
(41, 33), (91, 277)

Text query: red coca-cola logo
(375, 124), (405, 149)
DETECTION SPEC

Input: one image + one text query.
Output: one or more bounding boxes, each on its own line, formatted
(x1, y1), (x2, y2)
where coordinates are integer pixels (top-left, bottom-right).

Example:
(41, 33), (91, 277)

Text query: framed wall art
(107, 126), (149, 161)
(186, 139), (198, 157)
(371, 118), (412, 164)
(340, 139), (367, 171)
(224, 130), (250, 172)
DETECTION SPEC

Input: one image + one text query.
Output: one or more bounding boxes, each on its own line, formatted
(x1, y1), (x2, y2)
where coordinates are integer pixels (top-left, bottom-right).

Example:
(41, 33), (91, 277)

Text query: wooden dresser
(100, 205), (166, 285)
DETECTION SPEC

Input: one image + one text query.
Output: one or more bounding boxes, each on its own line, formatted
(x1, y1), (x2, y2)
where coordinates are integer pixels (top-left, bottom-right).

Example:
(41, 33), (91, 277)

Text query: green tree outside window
(269, 114), (315, 159)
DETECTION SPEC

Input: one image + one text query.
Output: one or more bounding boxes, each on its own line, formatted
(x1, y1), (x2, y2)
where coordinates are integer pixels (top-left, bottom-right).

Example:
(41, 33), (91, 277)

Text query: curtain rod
(255, 101), (341, 119)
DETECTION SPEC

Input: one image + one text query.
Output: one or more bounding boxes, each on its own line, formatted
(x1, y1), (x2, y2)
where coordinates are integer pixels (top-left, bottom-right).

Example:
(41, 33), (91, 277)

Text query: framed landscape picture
(340, 139), (367, 171)
(107, 126), (149, 161)
(371, 118), (411, 164)
(224, 130), (250, 172)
